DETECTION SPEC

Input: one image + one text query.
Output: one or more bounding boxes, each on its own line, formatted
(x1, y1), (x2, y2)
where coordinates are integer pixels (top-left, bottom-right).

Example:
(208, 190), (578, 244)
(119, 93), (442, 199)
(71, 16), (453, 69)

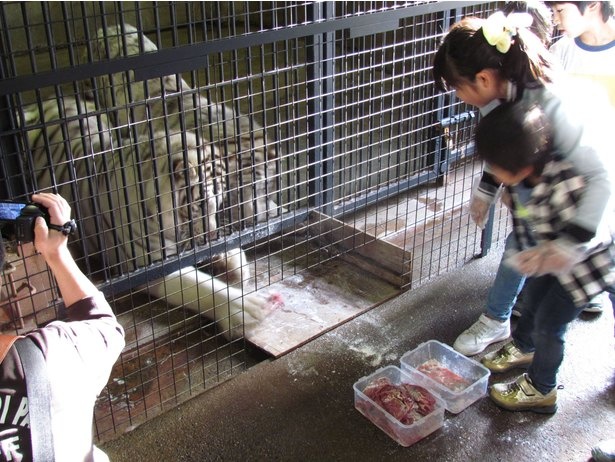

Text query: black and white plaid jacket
(511, 158), (615, 308)
(478, 84), (613, 244)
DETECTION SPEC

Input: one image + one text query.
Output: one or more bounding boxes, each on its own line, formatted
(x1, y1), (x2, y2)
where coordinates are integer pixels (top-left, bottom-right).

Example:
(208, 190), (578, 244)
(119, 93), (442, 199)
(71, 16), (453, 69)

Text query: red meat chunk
(417, 359), (471, 392)
(362, 377), (437, 425)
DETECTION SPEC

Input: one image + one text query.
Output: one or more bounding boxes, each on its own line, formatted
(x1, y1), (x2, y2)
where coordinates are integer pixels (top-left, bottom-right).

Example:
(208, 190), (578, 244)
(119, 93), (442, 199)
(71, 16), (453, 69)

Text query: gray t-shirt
(0, 292), (125, 461)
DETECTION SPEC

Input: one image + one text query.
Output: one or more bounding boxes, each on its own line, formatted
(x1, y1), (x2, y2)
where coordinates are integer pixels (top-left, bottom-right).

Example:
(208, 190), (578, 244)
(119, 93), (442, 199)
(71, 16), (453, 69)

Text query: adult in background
(546, 2), (615, 458)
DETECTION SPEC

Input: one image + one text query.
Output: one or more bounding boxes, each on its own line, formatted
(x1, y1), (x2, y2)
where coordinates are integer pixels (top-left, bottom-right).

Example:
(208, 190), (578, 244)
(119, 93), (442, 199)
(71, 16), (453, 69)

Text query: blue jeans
(485, 184), (531, 322)
(485, 232), (526, 322)
(512, 275), (584, 394)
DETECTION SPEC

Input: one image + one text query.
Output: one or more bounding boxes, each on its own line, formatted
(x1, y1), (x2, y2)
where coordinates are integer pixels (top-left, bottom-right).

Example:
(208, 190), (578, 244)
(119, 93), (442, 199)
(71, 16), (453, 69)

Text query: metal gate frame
(0, 1), (495, 299)
(0, 1), (511, 441)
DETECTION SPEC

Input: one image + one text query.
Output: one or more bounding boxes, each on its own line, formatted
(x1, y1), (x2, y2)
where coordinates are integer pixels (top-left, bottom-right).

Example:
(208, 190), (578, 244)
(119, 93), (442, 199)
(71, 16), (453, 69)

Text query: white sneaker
(453, 314), (511, 356)
(583, 292), (611, 313)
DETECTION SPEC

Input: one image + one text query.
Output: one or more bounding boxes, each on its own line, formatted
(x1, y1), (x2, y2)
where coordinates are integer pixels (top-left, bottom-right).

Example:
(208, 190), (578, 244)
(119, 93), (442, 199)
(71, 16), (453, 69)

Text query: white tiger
(19, 97), (280, 340)
(83, 23), (281, 228)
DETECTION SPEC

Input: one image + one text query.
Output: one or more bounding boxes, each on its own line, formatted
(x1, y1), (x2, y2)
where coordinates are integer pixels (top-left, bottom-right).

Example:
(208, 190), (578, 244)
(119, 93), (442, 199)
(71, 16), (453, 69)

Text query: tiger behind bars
(19, 97), (281, 340)
(82, 23), (281, 228)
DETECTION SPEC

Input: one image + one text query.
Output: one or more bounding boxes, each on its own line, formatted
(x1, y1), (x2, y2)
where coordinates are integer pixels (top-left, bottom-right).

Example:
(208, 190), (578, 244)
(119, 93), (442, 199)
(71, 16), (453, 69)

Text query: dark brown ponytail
(433, 14), (556, 96)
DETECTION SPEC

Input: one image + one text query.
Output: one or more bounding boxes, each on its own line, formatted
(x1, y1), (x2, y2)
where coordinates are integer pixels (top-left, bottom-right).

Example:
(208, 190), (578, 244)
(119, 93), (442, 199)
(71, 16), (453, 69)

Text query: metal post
(306, 1), (335, 214)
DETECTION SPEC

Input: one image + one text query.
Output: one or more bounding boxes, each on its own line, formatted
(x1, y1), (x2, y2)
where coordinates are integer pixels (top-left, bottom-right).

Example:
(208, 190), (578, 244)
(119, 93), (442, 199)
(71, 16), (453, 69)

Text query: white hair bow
(482, 11), (533, 54)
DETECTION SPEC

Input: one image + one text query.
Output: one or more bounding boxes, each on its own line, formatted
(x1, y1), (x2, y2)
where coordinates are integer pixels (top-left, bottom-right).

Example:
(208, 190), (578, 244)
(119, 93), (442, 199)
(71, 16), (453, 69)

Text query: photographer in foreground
(0, 193), (125, 461)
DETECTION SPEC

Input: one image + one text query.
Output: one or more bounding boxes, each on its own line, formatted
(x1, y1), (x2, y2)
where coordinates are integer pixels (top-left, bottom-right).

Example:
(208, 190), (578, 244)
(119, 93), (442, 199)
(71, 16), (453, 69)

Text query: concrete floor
(101, 248), (615, 462)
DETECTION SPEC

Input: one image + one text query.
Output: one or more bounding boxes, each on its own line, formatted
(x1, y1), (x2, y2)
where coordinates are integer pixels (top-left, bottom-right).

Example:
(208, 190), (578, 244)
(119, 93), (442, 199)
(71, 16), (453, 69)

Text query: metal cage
(0, 1), (508, 442)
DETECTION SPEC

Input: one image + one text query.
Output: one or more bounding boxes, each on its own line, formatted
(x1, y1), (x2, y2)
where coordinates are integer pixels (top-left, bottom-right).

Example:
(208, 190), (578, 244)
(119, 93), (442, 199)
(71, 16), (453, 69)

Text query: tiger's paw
(222, 291), (284, 340)
(243, 291), (284, 323)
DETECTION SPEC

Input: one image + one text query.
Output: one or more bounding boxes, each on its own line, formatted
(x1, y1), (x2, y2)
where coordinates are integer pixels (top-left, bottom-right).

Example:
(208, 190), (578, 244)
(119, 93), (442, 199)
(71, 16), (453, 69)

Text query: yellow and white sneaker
(481, 341), (533, 373)
(490, 373), (557, 414)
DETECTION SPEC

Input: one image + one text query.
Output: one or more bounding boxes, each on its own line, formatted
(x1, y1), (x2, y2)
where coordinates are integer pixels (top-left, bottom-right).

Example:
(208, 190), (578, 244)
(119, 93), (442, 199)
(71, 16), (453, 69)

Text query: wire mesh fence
(0, 1), (508, 442)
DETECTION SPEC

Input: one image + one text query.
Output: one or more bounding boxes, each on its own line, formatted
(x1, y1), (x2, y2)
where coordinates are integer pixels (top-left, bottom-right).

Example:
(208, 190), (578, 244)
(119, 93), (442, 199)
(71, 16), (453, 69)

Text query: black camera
(0, 201), (50, 243)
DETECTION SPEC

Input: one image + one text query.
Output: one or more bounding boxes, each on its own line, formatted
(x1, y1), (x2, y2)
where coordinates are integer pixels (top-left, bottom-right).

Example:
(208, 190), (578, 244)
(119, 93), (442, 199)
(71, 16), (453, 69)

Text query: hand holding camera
(2, 193), (100, 310)
(0, 194), (76, 243)
(29, 193), (77, 258)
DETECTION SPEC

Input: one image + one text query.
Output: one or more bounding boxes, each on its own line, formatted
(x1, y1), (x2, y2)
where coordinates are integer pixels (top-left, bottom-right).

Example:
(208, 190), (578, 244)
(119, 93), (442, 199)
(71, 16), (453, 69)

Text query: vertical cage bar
(306, 2), (335, 214)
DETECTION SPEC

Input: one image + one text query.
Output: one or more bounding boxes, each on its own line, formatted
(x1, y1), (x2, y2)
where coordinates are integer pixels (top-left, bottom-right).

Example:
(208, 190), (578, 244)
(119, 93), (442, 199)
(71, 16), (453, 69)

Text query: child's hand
(506, 240), (585, 277)
(469, 177), (499, 229)
(534, 239), (585, 276)
(504, 248), (544, 276)
(470, 195), (491, 229)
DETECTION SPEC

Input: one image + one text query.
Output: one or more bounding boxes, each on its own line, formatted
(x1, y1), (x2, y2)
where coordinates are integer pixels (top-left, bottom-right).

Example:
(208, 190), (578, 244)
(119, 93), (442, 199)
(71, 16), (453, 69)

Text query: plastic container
(353, 365), (445, 447)
(400, 339), (490, 414)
